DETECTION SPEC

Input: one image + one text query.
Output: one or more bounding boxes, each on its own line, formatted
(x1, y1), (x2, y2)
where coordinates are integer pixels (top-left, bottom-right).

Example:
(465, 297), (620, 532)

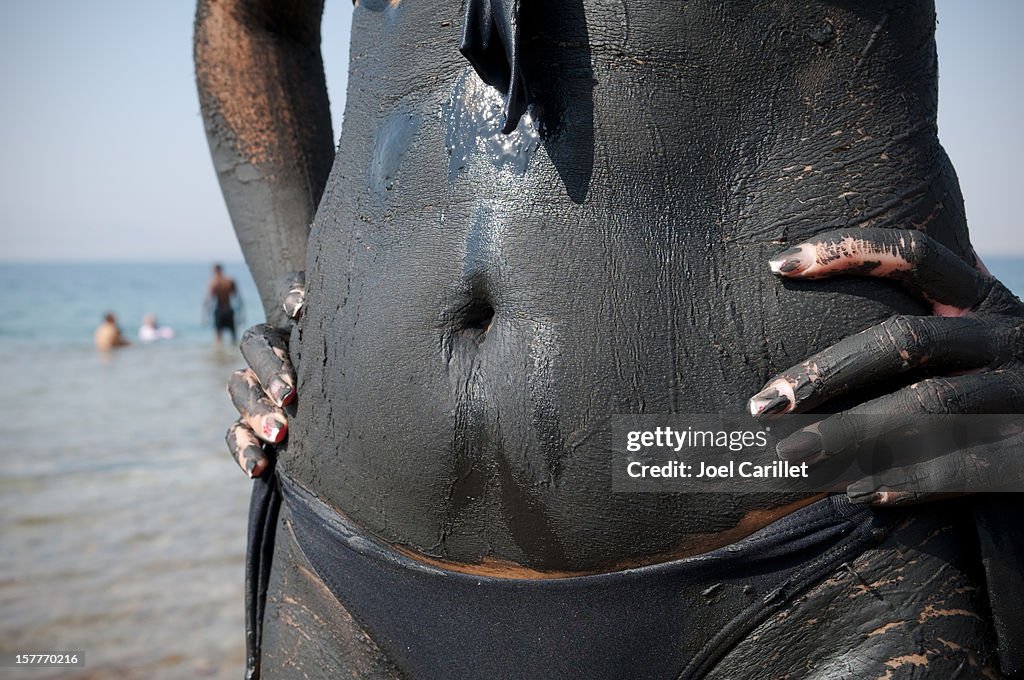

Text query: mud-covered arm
(194, 0), (333, 319)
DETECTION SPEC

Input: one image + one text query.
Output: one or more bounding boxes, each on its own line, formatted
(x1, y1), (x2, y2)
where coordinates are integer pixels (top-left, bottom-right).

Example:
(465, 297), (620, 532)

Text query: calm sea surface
(1, 263), (262, 679)
(0, 259), (1021, 679)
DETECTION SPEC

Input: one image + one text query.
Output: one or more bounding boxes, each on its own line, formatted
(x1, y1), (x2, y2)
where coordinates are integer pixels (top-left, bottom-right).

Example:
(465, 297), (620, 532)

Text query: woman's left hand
(749, 228), (1024, 506)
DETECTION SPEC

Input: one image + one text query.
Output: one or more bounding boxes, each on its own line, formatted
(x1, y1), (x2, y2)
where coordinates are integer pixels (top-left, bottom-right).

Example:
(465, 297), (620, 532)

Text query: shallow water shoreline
(1, 343), (253, 679)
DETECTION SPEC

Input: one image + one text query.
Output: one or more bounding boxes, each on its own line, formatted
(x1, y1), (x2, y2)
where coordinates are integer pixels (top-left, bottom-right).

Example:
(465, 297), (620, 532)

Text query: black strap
(244, 464), (281, 680)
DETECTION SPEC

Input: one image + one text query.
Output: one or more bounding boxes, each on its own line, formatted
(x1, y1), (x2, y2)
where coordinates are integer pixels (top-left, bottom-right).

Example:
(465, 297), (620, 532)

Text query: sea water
(0, 258), (1021, 678)
(0, 262), (262, 679)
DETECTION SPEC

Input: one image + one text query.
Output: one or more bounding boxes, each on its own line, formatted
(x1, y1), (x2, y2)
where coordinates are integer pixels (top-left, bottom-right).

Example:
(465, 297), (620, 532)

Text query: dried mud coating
(767, 227), (997, 312)
(227, 420), (267, 479)
(706, 505), (1002, 679)
(241, 324), (295, 408)
(223, 277), (308, 478)
(194, 0), (333, 315)
(229, 368), (288, 443)
(751, 315), (1021, 417)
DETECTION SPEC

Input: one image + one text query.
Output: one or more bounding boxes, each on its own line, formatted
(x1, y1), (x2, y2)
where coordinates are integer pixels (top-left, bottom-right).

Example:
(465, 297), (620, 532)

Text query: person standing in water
(205, 263), (241, 347)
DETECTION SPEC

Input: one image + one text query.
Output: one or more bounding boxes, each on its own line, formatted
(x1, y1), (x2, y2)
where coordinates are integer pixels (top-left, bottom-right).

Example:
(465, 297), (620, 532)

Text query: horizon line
(0, 258), (249, 265)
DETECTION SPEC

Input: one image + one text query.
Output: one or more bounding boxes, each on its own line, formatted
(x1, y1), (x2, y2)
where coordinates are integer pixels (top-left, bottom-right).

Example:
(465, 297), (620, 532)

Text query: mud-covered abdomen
(283, 0), (968, 571)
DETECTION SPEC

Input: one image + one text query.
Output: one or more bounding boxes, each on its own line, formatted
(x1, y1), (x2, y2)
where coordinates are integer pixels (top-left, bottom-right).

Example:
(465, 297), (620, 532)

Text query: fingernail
(262, 417), (287, 443)
(284, 290), (304, 319)
(748, 387), (791, 416)
(769, 245), (812, 276)
(270, 379), (294, 407)
(875, 491), (905, 506)
(776, 430), (823, 462)
(243, 451), (259, 477)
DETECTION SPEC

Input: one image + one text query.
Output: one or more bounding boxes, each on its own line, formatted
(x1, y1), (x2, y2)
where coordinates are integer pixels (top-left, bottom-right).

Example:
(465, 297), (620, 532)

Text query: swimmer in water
(138, 314), (175, 342)
(94, 312), (130, 351)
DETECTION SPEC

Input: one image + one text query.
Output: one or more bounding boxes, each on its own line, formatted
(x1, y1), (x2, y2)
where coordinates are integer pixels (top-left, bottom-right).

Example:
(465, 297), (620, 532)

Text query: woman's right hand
(225, 272), (305, 478)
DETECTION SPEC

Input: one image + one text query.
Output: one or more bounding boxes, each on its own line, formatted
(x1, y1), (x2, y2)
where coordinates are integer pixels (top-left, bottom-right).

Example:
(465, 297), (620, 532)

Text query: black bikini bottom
(246, 468), (891, 680)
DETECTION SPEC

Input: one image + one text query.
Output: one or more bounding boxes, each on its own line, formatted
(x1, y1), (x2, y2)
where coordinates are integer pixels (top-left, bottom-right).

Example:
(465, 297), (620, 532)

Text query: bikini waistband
(251, 468), (890, 680)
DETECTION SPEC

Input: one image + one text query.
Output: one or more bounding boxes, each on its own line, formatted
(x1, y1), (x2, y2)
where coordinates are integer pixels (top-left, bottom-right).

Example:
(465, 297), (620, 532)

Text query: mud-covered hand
(225, 272), (305, 478)
(749, 228), (1024, 505)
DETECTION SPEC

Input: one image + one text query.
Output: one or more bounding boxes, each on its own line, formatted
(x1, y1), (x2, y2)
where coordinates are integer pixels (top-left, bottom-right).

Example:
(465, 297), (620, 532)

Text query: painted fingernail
(748, 387), (791, 416)
(776, 430), (823, 462)
(769, 245), (812, 276)
(242, 448), (261, 477)
(262, 417), (287, 443)
(269, 378), (294, 407)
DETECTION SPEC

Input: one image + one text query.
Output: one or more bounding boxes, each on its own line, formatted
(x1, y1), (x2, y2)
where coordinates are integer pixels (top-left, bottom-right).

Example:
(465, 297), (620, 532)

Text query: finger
(226, 420), (270, 478)
(768, 228), (992, 313)
(264, 271), (306, 329)
(228, 369), (288, 443)
(240, 324), (295, 407)
(850, 489), (967, 507)
(775, 370), (1024, 465)
(749, 315), (1017, 416)
(846, 430), (1024, 505)
(279, 270), (305, 320)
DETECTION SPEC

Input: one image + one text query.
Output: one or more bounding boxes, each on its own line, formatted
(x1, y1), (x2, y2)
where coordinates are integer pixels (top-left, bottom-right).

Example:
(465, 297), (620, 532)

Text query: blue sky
(0, 1), (1020, 260)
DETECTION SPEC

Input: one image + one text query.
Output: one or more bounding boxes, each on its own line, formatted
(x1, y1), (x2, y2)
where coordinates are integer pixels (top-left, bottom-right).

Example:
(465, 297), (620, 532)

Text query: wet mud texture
(284, 0), (976, 571)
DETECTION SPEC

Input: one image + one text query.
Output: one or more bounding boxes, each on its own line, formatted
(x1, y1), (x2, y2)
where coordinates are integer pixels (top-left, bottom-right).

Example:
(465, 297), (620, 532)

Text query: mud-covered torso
(282, 0), (969, 571)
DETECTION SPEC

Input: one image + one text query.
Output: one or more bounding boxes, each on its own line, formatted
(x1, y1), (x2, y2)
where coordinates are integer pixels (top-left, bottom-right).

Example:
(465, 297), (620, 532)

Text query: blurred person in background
(138, 313), (175, 342)
(205, 263), (242, 347)
(94, 312), (130, 351)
